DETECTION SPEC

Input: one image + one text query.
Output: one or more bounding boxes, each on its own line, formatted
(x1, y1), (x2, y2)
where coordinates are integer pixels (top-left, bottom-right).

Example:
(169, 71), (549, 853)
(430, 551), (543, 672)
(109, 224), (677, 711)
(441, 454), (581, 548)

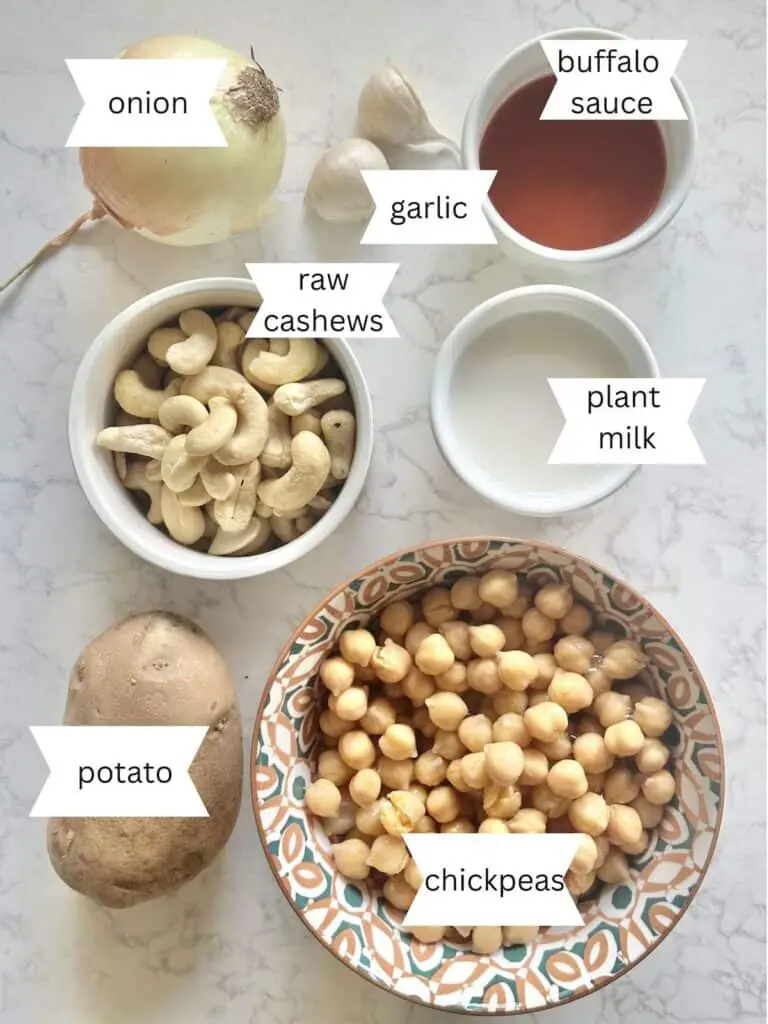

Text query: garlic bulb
(305, 138), (389, 223)
(80, 35), (286, 246)
(357, 62), (453, 149)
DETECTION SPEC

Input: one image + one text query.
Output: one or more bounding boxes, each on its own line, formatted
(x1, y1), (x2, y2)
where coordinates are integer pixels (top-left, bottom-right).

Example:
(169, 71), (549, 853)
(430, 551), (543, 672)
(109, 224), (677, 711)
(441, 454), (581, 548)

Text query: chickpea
(468, 624), (506, 659)
(553, 636), (595, 675)
(402, 667), (435, 706)
(324, 798), (357, 836)
(604, 720), (645, 757)
(496, 650), (538, 692)
(479, 817), (508, 834)
(472, 925), (503, 955)
(332, 838), (371, 880)
(379, 723), (417, 761)
(502, 925), (538, 946)
(587, 772), (605, 793)
(412, 705), (437, 738)
(409, 781), (428, 802)
(507, 808), (547, 834)
(421, 587), (454, 627)
(403, 858), (423, 891)
(500, 589), (532, 618)
(548, 669), (594, 714)
(492, 712), (531, 747)
(602, 639), (646, 680)
(414, 750), (447, 787)
(446, 758), (470, 792)
(620, 681), (651, 704)
(633, 697), (673, 738)
(338, 730), (377, 770)
(494, 616), (525, 650)
(470, 602), (498, 624)
(415, 634), (455, 675)
(483, 784), (522, 819)
(606, 804), (644, 847)
(318, 748), (354, 786)
(630, 794), (665, 828)
(404, 621), (432, 657)
(597, 848), (631, 883)
(414, 814), (438, 834)
(534, 582), (574, 620)
(466, 658), (502, 694)
(573, 733), (615, 774)
(589, 630), (619, 653)
(319, 656), (355, 696)
(338, 629), (377, 668)
(518, 747), (549, 787)
(527, 691), (551, 707)
(602, 766), (640, 804)
(367, 834), (409, 874)
(558, 604), (593, 636)
(379, 790), (426, 835)
(410, 925), (446, 943)
(335, 685), (369, 722)
(458, 713), (493, 752)
(435, 662), (469, 693)
(521, 608), (556, 644)
(594, 835), (611, 869)
(571, 834), (598, 875)
(478, 569), (519, 609)
(425, 692), (468, 732)
(565, 869), (595, 897)
(568, 792), (610, 836)
(383, 874), (416, 910)
(432, 729), (467, 760)
(460, 751), (488, 789)
(530, 652), (557, 690)
(438, 620), (472, 661)
(360, 696), (397, 735)
(371, 640), (412, 683)
(305, 778), (342, 817)
(572, 714), (602, 736)
(524, 701), (568, 743)
(531, 785), (570, 819)
(641, 769), (676, 805)
(635, 738), (670, 775)
(380, 601), (415, 639)
(547, 759), (588, 799)
(426, 785), (462, 824)
(492, 690), (528, 716)
(594, 691), (632, 728)
(383, 682), (404, 699)
(349, 768), (381, 807)
(355, 663), (377, 683)
(536, 734), (572, 762)
(450, 576), (483, 611)
(585, 667), (612, 697)
(355, 799), (386, 837)
(319, 708), (354, 738)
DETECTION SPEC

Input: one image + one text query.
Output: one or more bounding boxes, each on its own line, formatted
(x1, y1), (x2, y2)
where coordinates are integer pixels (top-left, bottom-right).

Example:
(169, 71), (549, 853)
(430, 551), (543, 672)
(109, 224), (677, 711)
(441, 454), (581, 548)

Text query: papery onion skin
(80, 35), (286, 246)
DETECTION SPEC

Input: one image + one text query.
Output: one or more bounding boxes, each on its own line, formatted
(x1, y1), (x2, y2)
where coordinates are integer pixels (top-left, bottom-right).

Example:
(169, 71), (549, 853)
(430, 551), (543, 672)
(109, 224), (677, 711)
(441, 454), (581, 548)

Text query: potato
(47, 612), (242, 908)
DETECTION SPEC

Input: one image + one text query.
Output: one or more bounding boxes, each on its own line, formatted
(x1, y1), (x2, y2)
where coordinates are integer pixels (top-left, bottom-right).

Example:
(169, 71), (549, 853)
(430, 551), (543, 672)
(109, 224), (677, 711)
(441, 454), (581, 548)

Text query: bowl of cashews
(69, 277), (373, 579)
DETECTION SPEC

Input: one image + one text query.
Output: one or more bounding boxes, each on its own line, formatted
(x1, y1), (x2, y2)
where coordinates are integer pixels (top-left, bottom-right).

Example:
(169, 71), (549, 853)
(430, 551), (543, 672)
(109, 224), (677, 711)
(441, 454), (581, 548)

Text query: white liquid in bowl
(449, 312), (631, 498)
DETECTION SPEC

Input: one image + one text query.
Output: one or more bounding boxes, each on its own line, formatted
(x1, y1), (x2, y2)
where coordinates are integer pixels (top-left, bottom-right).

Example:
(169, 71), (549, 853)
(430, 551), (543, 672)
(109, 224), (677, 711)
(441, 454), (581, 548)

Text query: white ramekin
(69, 277), (374, 580)
(430, 285), (660, 517)
(462, 27), (697, 270)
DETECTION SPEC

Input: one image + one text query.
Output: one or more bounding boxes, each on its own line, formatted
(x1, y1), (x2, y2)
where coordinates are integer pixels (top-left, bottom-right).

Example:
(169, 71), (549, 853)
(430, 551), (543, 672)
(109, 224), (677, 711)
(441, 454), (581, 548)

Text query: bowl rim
(67, 276), (374, 580)
(250, 535), (726, 1016)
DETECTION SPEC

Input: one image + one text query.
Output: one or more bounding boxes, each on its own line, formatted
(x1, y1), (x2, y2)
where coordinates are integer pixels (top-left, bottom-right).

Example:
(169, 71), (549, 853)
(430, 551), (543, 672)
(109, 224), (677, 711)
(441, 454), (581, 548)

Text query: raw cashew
(257, 432), (331, 515)
(181, 367), (269, 465)
(185, 397), (238, 457)
(158, 395), (208, 433)
(309, 346), (330, 377)
(166, 309), (218, 375)
(272, 505), (310, 520)
(97, 425), (171, 460)
(114, 371), (180, 420)
(274, 379), (347, 417)
(146, 459), (162, 482)
(216, 306), (247, 324)
(124, 461), (162, 524)
(214, 461), (261, 533)
(209, 517), (271, 556)
(132, 352), (164, 388)
(238, 310), (256, 333)
(177, 479), (211, 507)
(160, 435), (207, 493)
(245, 338), (320, 386)
(321, 410), (356, 480)
(255, 500), (273, 519)
(296, 513), (315, 535)
(242, 340), (274, 392)
(213, 322), (245, 370)
(114, 452), (127, 481)
(271, 516), (297, 543)
(160, 486), (205, 545)
(147, 327), (185, 364)
(291, 411), (322, 436)
(200, 459), (237, 501)
(270, 338), (291, 356)
(261, 401), (293, 469)
(308, 493), (333, 513)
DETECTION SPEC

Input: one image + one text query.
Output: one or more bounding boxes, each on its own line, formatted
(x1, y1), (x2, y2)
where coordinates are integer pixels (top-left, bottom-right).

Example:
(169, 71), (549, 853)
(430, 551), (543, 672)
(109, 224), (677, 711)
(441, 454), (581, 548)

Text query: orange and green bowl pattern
(251, 538), (724, 1015)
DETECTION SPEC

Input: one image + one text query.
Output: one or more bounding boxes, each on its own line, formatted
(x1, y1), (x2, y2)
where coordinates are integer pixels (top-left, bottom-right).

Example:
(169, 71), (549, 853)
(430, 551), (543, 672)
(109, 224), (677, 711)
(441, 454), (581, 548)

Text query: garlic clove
(357, 62), (442, 147)
(305, 138), (389, 223)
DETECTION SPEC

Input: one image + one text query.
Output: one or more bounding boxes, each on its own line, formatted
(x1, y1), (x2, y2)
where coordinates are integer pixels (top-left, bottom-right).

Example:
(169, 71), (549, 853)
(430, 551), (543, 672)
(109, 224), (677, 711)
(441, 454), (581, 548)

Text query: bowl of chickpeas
(252, 538), (724, 1014)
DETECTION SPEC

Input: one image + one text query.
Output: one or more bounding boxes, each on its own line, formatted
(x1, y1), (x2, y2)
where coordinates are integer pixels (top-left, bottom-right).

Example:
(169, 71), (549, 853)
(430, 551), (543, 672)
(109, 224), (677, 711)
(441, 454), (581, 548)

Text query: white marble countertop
(0, 1), (765, 1021)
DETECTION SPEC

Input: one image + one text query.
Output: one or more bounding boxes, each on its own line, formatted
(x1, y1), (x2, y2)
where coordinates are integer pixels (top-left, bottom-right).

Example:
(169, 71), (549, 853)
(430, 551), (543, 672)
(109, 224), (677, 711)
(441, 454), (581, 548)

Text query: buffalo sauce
(479, 75), (667, 250)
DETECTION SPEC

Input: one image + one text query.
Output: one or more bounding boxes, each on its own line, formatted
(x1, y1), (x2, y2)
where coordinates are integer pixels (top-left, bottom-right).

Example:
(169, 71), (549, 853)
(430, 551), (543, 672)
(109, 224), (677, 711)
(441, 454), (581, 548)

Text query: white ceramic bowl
(69, 277), (373, 580)
(462, 27), (697, 270)
(430, 285), (659, 516)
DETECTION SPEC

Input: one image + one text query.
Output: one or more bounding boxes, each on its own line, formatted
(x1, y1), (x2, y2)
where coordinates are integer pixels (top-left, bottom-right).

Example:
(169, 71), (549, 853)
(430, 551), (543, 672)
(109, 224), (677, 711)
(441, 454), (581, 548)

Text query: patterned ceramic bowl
(252, 538), (724, 1015)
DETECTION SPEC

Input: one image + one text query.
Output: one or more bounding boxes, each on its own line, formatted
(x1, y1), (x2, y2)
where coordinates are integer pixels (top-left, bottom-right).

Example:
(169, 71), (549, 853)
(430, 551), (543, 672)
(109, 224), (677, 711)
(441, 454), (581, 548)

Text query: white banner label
(403, 833), (584, 927)
(245, 262), (399, 338)
(539, 40), (688, 120)
(360, 171), (496, 245)
(30, 726), (209, 817)
(548, 378), (705, 465)
(66, 59), (227, 147)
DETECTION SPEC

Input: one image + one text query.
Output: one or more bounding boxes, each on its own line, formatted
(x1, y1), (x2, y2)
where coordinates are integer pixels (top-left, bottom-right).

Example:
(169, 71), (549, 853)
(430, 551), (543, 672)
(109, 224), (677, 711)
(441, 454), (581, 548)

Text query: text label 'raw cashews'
(403, 833), (584, 928)
(29, 726), (209, 817)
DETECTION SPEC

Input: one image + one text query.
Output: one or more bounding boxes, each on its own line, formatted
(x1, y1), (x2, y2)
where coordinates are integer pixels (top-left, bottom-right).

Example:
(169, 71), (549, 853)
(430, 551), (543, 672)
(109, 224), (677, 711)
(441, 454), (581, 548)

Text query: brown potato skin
(47, 611), (242, 908)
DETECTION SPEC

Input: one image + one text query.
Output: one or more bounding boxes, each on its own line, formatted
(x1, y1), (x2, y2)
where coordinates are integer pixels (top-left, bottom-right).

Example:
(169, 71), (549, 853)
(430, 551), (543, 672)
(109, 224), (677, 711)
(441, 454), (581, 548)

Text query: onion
(1, 34), (285, 292)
